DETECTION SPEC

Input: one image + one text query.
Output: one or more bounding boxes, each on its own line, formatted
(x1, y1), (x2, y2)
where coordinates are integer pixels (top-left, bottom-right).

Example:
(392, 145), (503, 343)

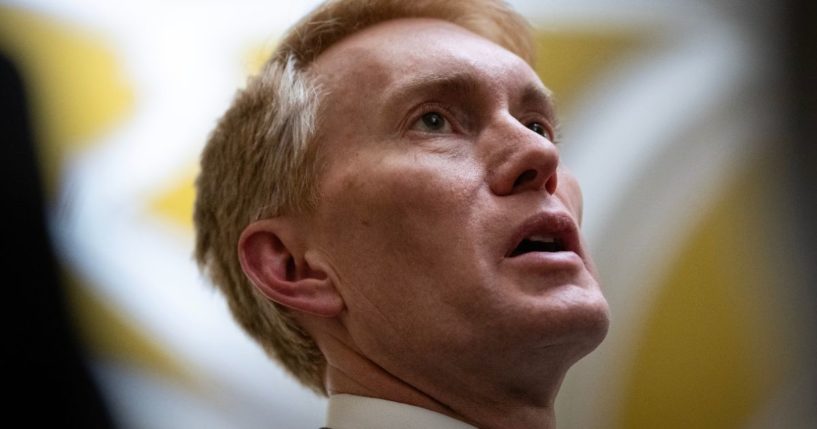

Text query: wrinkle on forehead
(309, 18), (515, 103)
(310, 18), (544, 111)
(306, 17), (552, 174)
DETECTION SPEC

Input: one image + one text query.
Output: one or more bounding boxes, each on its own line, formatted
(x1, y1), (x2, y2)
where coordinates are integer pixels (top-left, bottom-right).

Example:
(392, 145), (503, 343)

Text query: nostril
(513, 169), (538, 190)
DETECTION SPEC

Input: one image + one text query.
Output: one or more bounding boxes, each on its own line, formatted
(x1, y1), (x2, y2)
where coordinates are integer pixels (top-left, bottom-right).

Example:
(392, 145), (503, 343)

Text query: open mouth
(504, 211), (582, 260)
(508, 235), (566, 257)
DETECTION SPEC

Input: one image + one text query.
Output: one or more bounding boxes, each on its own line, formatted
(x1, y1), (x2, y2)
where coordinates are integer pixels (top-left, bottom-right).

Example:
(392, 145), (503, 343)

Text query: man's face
(307, 19), (609, 392)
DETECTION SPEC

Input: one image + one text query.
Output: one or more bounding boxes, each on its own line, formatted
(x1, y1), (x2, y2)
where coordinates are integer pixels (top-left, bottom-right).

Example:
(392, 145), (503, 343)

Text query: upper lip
(504, 211), (583, 260)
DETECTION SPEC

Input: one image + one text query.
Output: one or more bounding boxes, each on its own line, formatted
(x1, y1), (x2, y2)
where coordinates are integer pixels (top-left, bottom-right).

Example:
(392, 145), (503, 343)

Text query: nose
(486, 117), (559, 196)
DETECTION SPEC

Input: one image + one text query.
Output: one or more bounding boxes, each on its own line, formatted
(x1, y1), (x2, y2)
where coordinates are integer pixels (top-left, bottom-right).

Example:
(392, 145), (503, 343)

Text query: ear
(238, 219), (343, 318)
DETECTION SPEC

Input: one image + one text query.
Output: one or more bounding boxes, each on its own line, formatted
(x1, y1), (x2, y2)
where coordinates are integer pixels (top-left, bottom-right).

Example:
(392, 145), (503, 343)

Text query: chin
(560, 292), (611, 363)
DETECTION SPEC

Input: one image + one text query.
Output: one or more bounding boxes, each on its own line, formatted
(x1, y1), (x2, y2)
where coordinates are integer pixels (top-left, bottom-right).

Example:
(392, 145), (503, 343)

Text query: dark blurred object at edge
(0, 51), (116, 428)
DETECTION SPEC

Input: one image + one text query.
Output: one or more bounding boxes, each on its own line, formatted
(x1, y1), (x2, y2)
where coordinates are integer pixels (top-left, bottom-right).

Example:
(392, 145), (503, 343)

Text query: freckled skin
(303, 18), (609, 428)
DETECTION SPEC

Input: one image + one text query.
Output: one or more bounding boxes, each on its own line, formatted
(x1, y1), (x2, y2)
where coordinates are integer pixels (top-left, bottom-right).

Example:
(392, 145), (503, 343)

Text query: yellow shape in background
(243, 39), (277, 77)
(0, 6), (134, 194)
(533, 29), (646, 113)
(617, 155), (795, 428)
(145, 42), (277, 233)
(150, 165), (199, 232)
(65, 272), (197, 387)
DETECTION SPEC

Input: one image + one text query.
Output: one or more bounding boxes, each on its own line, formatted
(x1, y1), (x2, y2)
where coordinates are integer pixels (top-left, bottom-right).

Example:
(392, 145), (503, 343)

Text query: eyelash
(524, 119), (560, 144)
(407, 103), (460, 134)
(406, 103), (560, 144)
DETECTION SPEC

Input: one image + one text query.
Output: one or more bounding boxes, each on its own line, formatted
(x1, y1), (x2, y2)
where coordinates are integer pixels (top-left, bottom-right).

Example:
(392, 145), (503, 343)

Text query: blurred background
(2, 0), (815, 428)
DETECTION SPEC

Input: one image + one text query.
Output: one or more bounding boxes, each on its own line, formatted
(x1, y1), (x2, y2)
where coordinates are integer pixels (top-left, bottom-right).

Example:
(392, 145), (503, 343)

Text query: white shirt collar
(326, 394), (478, 429)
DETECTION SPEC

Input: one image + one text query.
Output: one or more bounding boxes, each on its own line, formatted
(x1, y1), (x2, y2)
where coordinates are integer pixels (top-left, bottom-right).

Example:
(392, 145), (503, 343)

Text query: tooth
(529, 235), (555, 243)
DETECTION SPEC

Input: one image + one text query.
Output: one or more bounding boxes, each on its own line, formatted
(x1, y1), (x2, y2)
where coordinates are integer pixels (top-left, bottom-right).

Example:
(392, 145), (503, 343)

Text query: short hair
(194, 0), (534, 394)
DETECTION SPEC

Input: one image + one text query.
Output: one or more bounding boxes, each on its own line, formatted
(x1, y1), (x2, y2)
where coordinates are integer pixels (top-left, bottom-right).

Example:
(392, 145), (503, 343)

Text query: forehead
(310, 18), (547, 113)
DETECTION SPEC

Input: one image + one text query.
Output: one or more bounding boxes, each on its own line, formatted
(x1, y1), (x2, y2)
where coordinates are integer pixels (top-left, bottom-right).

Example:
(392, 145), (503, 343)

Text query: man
(194, 0), (610, 427)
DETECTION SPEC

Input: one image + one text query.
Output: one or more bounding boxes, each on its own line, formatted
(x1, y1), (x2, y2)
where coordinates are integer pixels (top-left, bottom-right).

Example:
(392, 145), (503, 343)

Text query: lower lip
(505, 251), (585, 270)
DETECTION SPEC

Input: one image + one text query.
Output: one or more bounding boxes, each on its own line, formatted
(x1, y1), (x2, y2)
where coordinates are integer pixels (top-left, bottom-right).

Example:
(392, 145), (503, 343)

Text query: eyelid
(521, 114), (560, 144)
(540, 121), (559, 144)
(404, 102), (462, 135)
(550, 121), (562, 145)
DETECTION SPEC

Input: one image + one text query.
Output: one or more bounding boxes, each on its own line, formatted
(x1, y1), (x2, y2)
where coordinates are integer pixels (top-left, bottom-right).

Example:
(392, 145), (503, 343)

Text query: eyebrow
(382, 71), (483, 108)
(381, 71), (557, 122)
(520, 83), (557, 122)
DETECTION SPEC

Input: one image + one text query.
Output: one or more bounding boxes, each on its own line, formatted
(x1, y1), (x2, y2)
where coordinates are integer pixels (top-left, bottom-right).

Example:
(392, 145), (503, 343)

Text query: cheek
(328, 153), (480, 230)
(313, 153), (488, 339)
(556, 168), (584, 223)
(315, 152), (484, 282)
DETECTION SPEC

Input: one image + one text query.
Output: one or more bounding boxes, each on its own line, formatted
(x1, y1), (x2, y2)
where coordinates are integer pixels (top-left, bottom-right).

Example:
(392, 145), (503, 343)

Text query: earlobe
(238, 219), (344, 318)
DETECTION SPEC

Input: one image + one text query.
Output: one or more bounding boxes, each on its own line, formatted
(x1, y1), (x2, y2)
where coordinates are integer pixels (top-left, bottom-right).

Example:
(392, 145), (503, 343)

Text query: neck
(327, 363), (559, 429)
(320, 330), (563, 429)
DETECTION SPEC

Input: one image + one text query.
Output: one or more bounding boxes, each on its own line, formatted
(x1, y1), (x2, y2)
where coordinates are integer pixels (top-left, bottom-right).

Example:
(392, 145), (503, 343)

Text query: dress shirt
(324, 394), (478, 429)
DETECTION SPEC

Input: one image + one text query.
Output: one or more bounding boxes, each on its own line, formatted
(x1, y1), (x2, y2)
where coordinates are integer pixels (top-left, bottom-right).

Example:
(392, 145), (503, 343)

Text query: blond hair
(194, 0), (534, 394)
